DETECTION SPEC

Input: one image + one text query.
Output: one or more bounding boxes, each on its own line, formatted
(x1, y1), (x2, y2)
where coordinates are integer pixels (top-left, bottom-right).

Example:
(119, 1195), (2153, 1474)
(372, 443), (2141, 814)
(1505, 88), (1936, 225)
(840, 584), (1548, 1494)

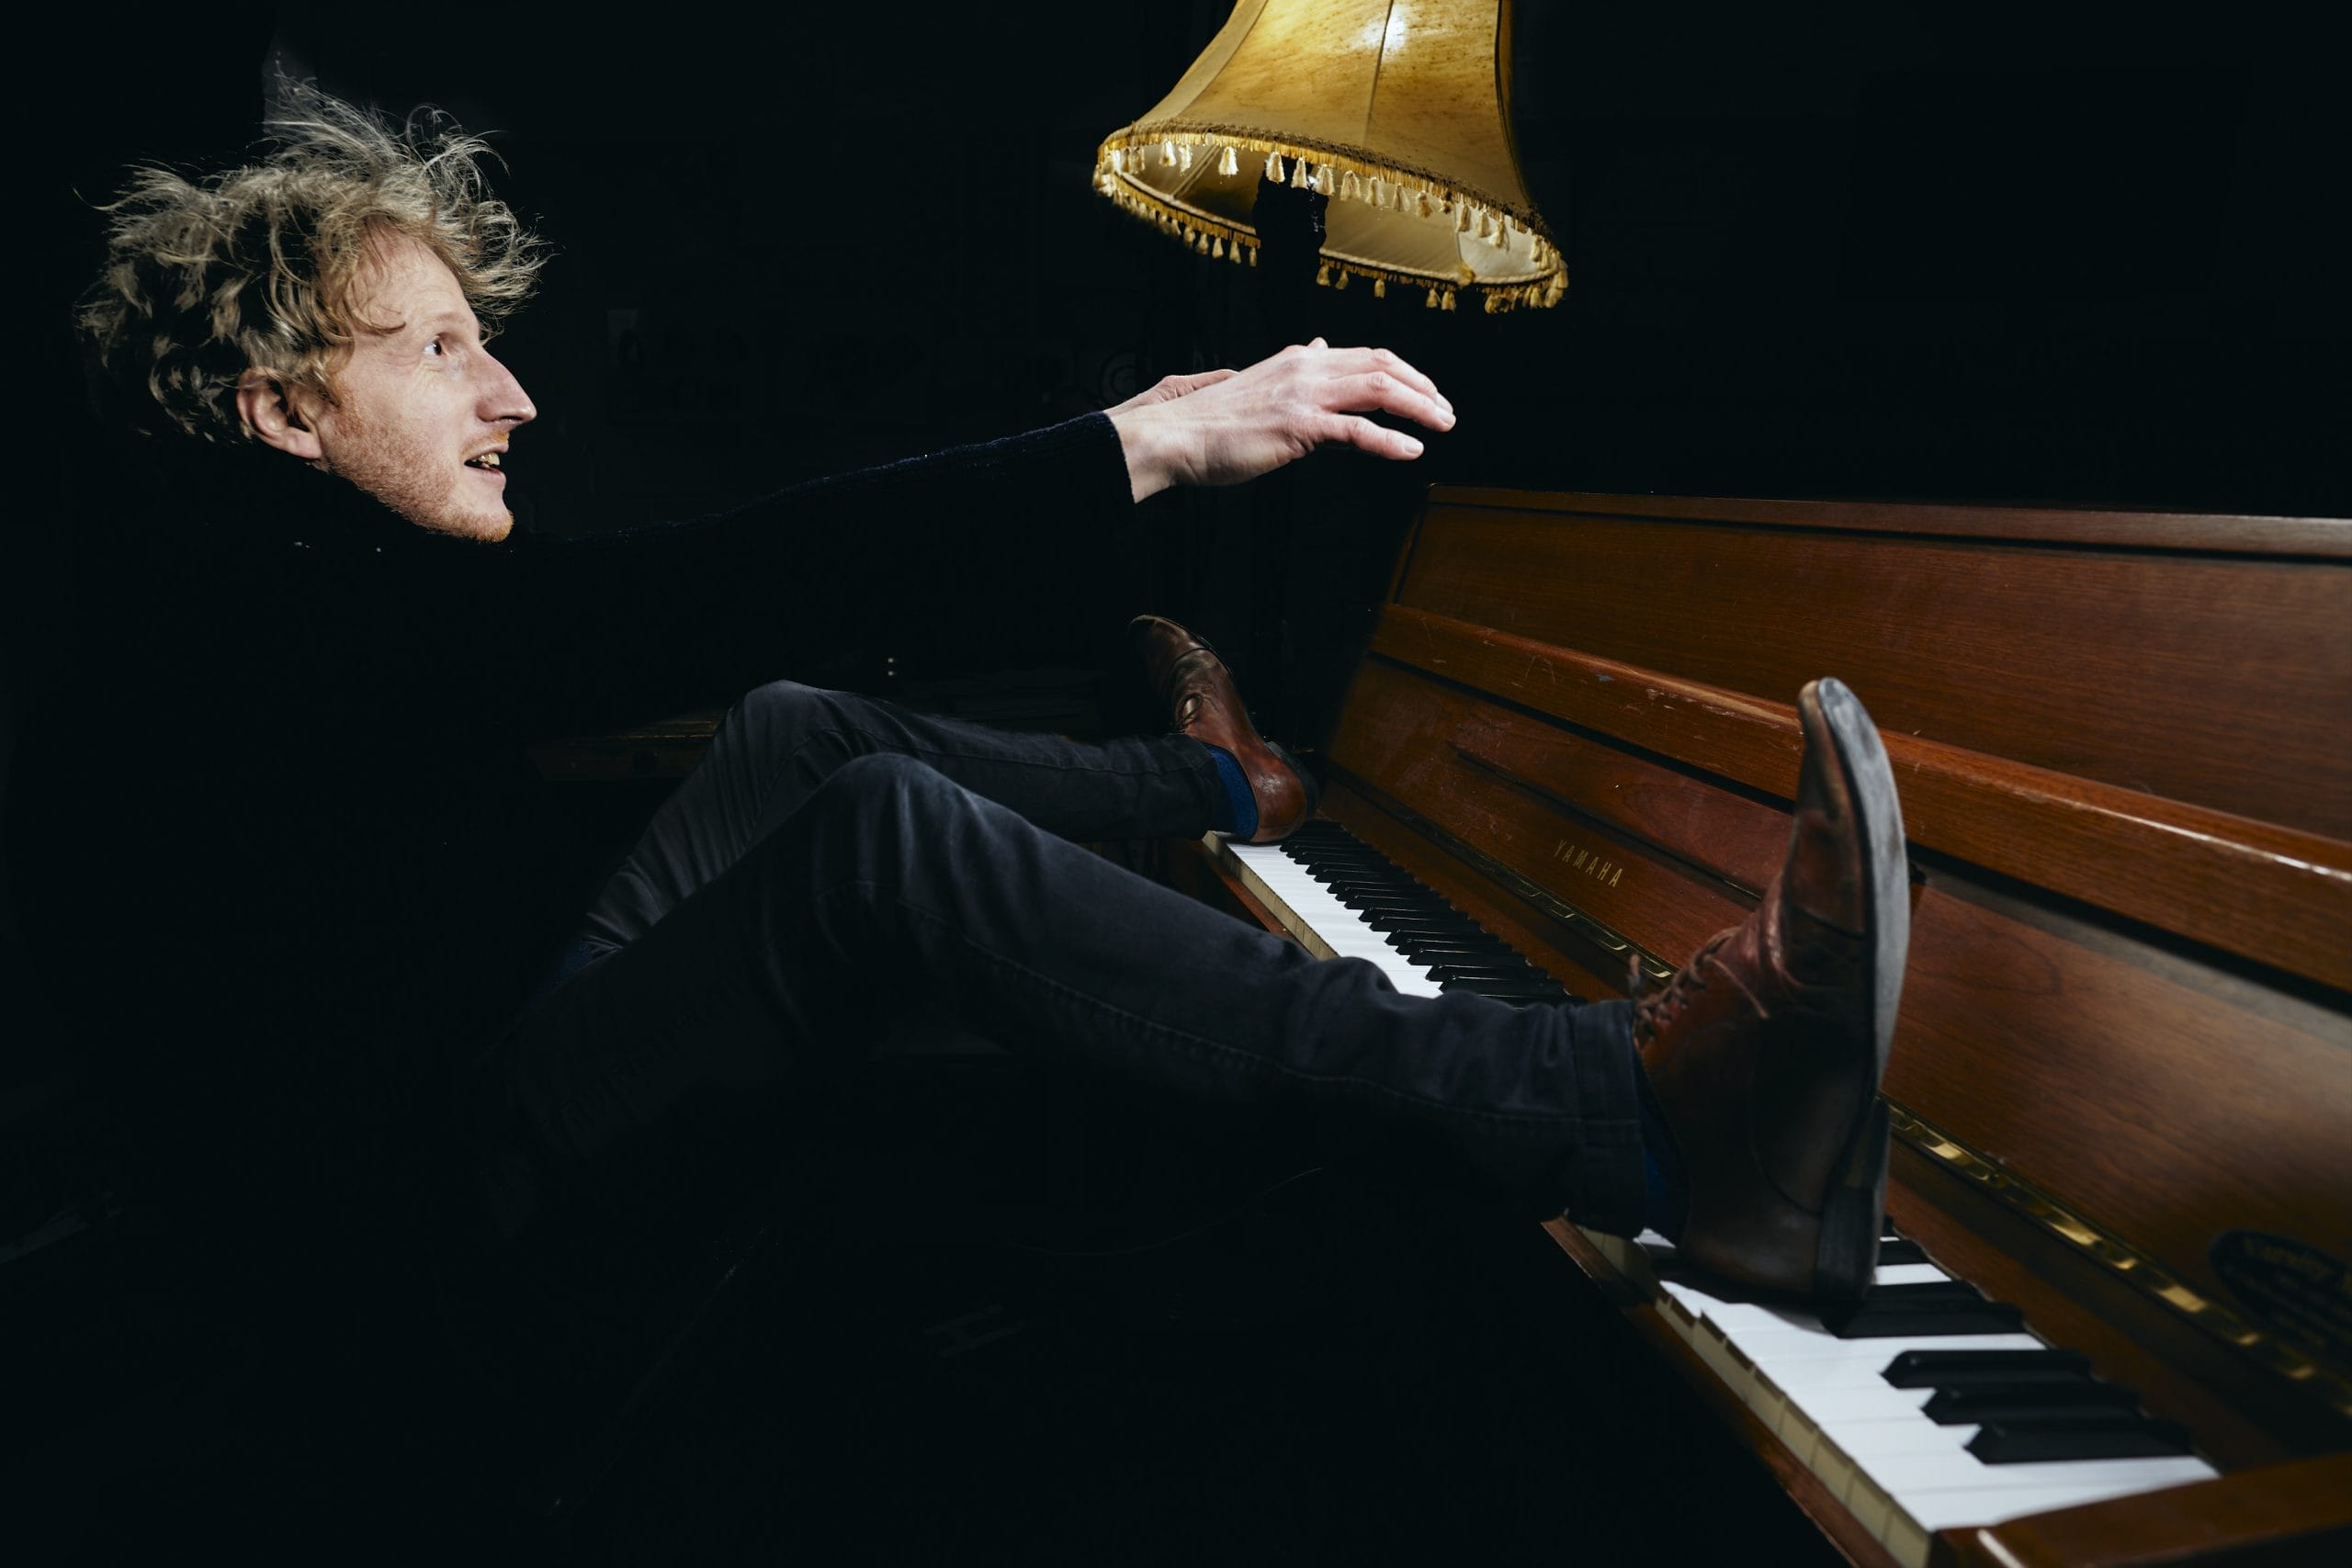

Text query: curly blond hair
(81, 85), (546, 442)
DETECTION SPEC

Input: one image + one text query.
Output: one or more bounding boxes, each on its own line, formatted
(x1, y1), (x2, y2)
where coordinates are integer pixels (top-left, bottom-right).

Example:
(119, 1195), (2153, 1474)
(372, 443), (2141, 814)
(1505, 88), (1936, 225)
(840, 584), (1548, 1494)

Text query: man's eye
(424, 339), (446, 357)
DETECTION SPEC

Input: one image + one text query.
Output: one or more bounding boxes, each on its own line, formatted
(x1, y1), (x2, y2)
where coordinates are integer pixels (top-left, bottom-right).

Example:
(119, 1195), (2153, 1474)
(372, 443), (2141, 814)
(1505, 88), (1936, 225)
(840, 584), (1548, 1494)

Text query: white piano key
(1651, 1281), (1704, 1340)
(1813, 1415), (1978, 1459)
(1656, 1276), (1717, 1313)
(1874, 1262), (1951, 1288)
(1738, 1330), (2050, 1368)
(1802, 1385), (1936, 1424)
(1858, 1447), (2215, 1501)
(1698, 1297), (1832, 1343)
(1765, 1354), (1949, 1390)
(1900, 1468), (2218, 1530)
(1825, 1431), (2213, 1568)
(1870, 1460), (2226, 1568)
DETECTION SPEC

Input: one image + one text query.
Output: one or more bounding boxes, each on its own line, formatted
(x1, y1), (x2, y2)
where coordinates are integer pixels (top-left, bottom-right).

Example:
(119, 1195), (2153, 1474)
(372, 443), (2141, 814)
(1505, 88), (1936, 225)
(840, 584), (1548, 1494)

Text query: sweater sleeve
(493, 412), (1137, 738)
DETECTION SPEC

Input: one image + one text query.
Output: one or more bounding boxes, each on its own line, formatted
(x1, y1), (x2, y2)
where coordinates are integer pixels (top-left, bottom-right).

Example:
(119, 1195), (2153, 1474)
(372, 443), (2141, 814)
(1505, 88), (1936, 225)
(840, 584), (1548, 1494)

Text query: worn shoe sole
(1808, 677), (1910, 1303)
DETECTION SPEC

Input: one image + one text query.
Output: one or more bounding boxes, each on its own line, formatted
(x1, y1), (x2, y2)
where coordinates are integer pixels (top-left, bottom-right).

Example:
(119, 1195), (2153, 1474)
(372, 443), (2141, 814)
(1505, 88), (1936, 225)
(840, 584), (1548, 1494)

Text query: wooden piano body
(1182, 488), (2352, 1565)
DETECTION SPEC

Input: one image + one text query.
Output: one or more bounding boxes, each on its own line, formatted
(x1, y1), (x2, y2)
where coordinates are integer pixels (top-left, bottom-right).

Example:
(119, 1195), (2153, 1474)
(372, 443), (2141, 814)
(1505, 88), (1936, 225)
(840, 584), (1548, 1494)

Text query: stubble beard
(323, 408), (512, 542)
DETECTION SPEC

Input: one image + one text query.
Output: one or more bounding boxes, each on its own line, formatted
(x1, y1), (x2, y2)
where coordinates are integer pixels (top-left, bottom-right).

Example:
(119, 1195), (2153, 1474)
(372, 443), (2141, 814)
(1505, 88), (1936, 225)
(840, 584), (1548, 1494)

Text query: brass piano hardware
(1886, 1103), (2352, 1420)
(1334, 771), (1678, 983)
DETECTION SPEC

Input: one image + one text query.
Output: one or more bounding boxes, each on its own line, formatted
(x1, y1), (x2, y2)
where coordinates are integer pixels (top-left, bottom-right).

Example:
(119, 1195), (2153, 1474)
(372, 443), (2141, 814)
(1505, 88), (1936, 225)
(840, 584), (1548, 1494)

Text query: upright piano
(1174, 488), (2352, 1567)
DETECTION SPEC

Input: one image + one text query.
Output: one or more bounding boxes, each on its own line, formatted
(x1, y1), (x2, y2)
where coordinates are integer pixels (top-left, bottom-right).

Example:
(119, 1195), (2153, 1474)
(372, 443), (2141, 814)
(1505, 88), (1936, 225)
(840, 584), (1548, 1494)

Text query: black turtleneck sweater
(10, 412), (1135, 1230)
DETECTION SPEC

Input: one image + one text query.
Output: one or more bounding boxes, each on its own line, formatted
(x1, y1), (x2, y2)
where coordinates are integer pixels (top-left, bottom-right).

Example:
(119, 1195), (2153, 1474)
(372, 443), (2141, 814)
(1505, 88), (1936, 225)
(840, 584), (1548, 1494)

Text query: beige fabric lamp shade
(1095, 0), (1562, 312)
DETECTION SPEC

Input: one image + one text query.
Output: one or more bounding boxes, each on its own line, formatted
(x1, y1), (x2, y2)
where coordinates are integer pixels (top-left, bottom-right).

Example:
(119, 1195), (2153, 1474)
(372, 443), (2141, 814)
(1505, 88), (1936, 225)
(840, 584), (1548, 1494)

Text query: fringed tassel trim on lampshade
(1095, 169), (1264, 268)
(1093, 127), (1563, 309)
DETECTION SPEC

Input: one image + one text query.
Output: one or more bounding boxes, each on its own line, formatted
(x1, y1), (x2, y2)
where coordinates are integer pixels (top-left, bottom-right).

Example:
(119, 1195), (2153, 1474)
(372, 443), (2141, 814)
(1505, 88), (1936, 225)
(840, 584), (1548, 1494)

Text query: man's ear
(236, 368), (325, 462)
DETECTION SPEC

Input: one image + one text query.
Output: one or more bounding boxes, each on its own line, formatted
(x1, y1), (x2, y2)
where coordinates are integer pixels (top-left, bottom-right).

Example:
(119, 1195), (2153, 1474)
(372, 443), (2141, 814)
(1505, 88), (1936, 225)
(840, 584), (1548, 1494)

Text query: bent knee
(725, 679), (866, 760)
(777, 753), (966, 860)
(732, 678), (832, 728)
(823, 750), (943, 797)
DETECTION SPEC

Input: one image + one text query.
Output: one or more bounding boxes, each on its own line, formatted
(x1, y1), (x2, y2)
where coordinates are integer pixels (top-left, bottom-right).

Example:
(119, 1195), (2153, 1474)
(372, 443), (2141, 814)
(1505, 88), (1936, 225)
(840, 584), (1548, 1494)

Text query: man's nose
(482, 351), (537, 428)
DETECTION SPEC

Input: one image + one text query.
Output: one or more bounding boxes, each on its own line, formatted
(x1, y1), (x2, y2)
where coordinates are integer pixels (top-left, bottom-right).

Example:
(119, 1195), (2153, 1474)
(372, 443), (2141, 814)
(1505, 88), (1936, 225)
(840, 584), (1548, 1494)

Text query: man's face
(301, 235), (537, 541)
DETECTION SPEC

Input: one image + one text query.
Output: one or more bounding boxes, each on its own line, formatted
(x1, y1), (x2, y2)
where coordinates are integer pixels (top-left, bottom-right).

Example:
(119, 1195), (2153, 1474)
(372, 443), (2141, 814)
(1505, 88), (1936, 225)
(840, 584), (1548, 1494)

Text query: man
(28, 87), (1905, 1467)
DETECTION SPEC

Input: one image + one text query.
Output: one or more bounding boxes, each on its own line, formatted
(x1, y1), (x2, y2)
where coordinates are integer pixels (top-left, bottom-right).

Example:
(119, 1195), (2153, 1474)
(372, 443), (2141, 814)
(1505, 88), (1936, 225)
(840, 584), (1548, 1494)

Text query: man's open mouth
(465, 450), (503, 472)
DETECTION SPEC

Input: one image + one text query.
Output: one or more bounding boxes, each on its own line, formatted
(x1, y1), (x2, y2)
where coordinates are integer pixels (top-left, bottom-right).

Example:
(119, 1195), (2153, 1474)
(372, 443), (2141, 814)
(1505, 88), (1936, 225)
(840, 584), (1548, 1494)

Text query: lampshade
(1094, 0), (1561, 313)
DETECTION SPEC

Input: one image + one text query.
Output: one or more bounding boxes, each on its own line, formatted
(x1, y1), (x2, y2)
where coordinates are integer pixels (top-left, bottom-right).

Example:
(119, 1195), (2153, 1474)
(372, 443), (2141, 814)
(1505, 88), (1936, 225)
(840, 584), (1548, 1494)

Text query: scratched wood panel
(1394, 497), (2352, 842)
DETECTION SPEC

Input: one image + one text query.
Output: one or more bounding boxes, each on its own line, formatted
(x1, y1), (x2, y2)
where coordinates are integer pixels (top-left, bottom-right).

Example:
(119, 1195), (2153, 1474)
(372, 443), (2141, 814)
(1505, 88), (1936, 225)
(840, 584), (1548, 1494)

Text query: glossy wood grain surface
(1364, 607), (2352, 994)
(1394, 498), (2352, 841)
(1424, 489), (2352, 560)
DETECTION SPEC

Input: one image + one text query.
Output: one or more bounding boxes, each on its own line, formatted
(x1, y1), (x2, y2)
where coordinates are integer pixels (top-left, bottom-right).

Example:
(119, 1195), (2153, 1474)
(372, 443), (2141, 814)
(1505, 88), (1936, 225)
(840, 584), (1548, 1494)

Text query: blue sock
(1634, 1066), (1689, 1241)
(1203, 744), (1258, 840)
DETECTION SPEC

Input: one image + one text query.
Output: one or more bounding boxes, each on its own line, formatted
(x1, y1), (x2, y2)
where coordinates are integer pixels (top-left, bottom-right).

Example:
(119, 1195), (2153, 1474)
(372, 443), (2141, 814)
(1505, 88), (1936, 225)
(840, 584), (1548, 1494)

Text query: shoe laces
(1631, 932), (1766, 1044)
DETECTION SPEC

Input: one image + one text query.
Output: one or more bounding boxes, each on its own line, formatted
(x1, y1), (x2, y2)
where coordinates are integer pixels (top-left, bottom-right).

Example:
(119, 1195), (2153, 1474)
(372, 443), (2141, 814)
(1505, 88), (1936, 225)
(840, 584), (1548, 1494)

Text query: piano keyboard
(1219, 821), (1575, 1005)
(1206, 821), (2222, 1568)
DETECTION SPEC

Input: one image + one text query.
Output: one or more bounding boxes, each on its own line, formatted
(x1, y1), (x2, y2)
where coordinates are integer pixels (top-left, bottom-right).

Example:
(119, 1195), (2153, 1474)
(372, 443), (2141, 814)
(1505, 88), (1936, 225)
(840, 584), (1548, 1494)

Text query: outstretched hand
(1104, 339), (1454, 502)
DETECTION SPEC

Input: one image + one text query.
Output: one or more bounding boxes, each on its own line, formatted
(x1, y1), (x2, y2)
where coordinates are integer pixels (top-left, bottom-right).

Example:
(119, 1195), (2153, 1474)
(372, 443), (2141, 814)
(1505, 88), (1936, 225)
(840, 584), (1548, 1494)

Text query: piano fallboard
(1172, 488), (2352, 1568)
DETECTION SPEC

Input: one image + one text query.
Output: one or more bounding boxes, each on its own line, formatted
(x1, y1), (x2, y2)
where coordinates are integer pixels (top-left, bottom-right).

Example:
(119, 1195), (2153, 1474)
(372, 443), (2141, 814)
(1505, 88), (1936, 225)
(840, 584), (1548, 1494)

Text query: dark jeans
(468, 682), (1645, 1247)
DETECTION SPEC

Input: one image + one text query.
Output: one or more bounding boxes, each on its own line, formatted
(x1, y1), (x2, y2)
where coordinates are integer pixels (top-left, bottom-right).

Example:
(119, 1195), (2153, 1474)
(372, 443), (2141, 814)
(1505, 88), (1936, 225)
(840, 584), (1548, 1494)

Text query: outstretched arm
(1104, 338), (1455, 502)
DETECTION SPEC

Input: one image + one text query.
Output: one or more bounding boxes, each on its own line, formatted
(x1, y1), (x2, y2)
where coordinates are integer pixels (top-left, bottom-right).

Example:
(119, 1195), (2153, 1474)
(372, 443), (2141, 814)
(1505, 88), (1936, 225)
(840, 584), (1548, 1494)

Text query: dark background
(22, 4), (2346, 735)
(6, 5), (2345, 1560)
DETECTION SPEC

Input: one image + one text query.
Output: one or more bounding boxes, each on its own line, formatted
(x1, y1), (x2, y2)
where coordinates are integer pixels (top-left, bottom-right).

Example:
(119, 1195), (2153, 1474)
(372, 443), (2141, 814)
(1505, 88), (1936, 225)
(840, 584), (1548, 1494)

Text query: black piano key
(1440, 977), (1571, 1000)
(1342, 897), (1448, 917)
(1883, 1348), (2092, 1387)
(1389, 942), (1502, 963)
(1858, 1281), (1987, 1304)
(1330, 886), (1443, 905)
(1332, 886), (1431, 905)
(1829, 1305), (2026, 1337)
(1443, 975), (1567, 995)
(1374, 911), (1476, 933)
(1824, 1282), (2026, 1338)
(1424, 964), (1551, 982)
(1967, 1420), (2194, 1464)
(1345, 892), (1438, 913)
(1366, 915), (1483, 937)
(1923, 1382), (2139, 1426)
(1875, 1238), (1928, 1266)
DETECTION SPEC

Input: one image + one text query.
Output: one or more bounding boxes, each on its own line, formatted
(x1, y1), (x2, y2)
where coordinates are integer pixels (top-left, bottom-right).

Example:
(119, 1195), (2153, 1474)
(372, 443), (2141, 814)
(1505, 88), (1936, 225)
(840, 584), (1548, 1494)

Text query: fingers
(1319, 368), (1454, 433)
(1279, 340), (1453, 423)
(1166, 367), (1239, 397)
(1318, 412), (1427, 462)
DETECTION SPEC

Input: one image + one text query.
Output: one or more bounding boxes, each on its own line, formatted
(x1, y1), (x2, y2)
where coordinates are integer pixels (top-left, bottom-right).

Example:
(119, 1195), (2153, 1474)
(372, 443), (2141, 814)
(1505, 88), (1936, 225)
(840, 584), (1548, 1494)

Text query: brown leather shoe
(1636, 677), (1910, 1304)
(1130, 615), (1313, 843)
